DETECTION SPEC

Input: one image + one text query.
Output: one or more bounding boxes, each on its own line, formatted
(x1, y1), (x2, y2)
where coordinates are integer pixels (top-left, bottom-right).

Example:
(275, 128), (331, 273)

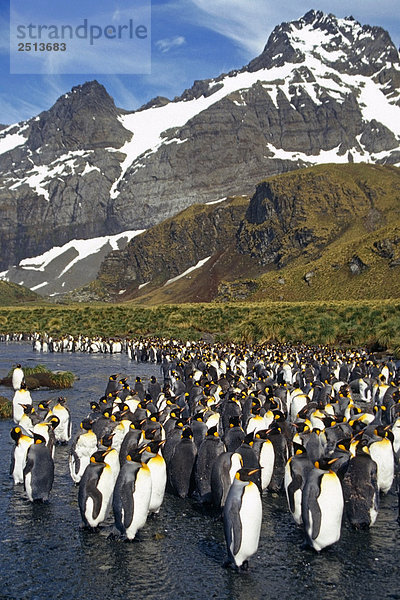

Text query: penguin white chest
(234, 482), (262, 566)
(311, 472), (343, 552)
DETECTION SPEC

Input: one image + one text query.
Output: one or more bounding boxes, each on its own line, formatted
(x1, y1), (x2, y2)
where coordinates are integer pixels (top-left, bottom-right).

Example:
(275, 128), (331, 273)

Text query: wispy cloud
(155, 35), (186, 53)
(185, 0), (400, 55)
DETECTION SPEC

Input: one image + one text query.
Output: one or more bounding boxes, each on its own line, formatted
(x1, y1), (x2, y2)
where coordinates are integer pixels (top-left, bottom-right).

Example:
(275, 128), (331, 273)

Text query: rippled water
(1, 343), (400, 600)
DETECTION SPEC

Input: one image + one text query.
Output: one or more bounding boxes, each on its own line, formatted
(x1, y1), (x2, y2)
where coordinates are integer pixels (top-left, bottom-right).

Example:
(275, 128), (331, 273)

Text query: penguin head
(145, 440), (165, 454)
(235, 467), (261, 484)
(38, 400), (51, 410)
(80, 418), (93, 431)
(293, 442), (307, 455)
(48, 416), (60, 429)
(126, 446), (146, 463)
(90, 450), (107, 464)
(207, 426), (219, 438)
(10, 426), (22, 442)
(243, 432), (254, 447)
(33, 433), (47, 445)
(229, 416), (241, 428)
(100, 433), (114, 448)
(314, 457), (338, 471)
(181, 427), (193, 440)
(22, 404), (34, 415)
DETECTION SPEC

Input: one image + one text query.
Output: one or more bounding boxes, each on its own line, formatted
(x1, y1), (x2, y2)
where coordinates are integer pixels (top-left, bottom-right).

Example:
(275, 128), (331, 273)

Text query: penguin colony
(7, 342), (400, 571)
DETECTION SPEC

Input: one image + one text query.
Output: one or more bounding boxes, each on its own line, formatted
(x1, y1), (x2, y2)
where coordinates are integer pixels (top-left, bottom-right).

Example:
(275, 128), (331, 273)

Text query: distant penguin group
(7, 339), (400, 570)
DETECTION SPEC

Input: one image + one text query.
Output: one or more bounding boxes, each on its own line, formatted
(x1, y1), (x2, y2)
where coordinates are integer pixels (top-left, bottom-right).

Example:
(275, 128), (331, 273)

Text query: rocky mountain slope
(0, 9), (399, 276)
(75, 163), (400, 304)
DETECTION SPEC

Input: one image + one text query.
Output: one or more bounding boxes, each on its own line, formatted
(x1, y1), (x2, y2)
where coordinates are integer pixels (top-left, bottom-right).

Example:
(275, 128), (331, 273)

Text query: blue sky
(0, 0), (399, 125)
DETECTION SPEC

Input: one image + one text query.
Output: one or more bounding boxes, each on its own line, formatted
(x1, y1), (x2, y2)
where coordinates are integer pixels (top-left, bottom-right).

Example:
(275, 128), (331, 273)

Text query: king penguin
(284, 443), (313, 525)
(223, 467), (262, 570)
(112, 447), (152, 540)
(342, 440), (379, 529)
(10, 426), (33, 485)
(141, 440), (167, 515)
(78, 449), (115, 529)
(23, 433), (54, 502)
(12, 364), (24, 391)
(210, 451), (242, 513)
(301, 457), (344, 552)
(69, 419), (98, 484)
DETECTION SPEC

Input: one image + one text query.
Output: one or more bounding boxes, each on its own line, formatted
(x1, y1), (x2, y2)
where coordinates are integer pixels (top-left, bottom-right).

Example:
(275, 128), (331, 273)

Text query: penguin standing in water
(69, 419), (98, 484)
(195, 426), (225, 503)
(23, 433), (54, 502)
(112, 448), (152, 540)
(140, 440), (167, 515)
(52, 397), (72, 444)
(78, 450), (115, 529)
(342, 440), (379, 529)
(301, 458), (343, 552)
(223, 467), (262, 571)
(10, 426), (33, 485)
(284, 443), (313, 525)
(169, 427), (197, 498)
(12, 364), (24, 391)
(12, 382), (32, 424)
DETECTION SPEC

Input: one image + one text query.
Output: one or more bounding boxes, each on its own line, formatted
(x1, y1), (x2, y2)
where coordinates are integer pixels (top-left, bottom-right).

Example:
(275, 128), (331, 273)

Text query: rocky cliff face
(0, 10), (399, 272)
(76, 163), (400, 304)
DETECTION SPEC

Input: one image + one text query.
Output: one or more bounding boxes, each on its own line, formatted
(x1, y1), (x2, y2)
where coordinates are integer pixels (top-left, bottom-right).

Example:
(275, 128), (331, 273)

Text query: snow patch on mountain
(0, 229), (145, 296)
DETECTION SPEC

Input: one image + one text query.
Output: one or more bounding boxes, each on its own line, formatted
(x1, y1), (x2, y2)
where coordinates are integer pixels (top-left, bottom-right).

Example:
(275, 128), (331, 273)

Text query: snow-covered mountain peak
(248, 10), (399, 79)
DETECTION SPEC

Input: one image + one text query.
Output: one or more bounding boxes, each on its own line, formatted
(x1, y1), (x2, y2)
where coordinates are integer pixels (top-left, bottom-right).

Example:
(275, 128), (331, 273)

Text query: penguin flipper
(120, 480), (135, 529)
(302, 476), (322, 541)
(287, 473), (302, 514)
(224, 490), (244, 558)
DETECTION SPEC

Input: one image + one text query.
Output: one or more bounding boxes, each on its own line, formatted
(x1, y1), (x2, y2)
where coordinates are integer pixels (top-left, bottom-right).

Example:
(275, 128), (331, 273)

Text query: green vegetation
(0, 300), (399, 352)
(0, 396), (12, 418)
(1, 364), (75, 390)
(0, 281), (40, 306)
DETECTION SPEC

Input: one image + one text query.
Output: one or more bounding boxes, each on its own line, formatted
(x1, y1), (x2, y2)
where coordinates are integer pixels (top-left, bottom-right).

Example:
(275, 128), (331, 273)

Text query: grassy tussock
(0, 300), (398, 352)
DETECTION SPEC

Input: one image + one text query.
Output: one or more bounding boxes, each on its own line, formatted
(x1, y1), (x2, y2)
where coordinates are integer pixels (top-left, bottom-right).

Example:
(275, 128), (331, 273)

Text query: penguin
(168, 427), (197, 498)
(191, 411), (209, 449)
(147, 376), (161, 402)
(51, 397), (71, 443)
(265, 423), (289, 494)
(223, 467), (262, 571)
(119, 423), (143, 466)
(112, 448), (152, 540)
(368, 426), (395, 494)
(301, 458), (344, 552)
(141, 440), (167, 515)
(342, 440), (379, 529)
(224, 416), (245, 453)
(12, 382), (32, 424)
(10, 426), (34, 485)
(195, 426), (225, 503)
(210, 451), (243, 512)
(12, 364), (24, 391)
(69, 419), (98, 484)
(134, 376), (146, 401)
(78, 450), (115, 529)
(284, 443), (313, 525)
(23, 433), (54, 502)
(253, 430), (275, 493)
(105, 374), (121, 396)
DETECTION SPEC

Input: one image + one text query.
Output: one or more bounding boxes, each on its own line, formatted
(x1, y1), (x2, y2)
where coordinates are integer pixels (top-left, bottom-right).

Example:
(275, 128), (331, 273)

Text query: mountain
(0, 229), (144, 297)
(0, 10), (399, 281)
(73, 163), (400, 304)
